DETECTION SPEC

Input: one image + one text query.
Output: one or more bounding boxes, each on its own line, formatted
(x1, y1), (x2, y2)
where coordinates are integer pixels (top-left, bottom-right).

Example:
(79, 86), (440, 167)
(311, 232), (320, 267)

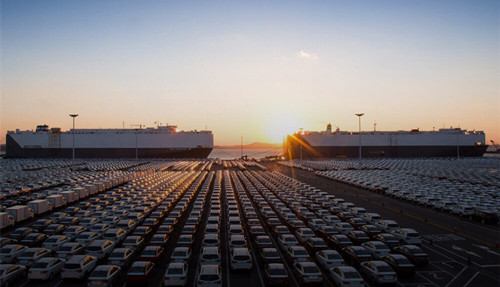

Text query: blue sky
(1, 0), (498, 144)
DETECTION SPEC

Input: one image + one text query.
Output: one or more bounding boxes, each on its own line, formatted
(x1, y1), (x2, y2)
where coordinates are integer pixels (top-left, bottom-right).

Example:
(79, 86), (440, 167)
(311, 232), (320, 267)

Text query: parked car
(28, 257), (65, 281)
(329, 266), (364, 287)
(87, 264), (121, 287)
(0, 264), (26, 287)
(264, 263), (289, 286)
(107, 248), (135, 268)
(230, 248), (253, 270)
(381, 254), (416, 278)
(61, 255), (98, 279)
(16, 247), (51, 267)
(360, 260), (397, 285)
(197, 264), (222, 286)
(315, 249), (345, 269)
(391, 228), (422, 245)
(393, 245), (429, 266)
(0, 244), (28, 263)
(292, 261), (323, 284)
(163, 262), (187, 286)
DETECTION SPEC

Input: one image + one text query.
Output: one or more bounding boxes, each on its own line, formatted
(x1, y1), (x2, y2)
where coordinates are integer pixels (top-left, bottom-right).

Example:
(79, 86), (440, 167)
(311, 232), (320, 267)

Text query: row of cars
(0, 166), (210, 287)
(235, 169), (429, 286)
(305, 159), (500, 224)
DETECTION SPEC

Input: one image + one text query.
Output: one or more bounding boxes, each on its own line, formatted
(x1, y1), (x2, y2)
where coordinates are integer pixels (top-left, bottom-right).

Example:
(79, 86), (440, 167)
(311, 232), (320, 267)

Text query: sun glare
(266, 114), (303, 143)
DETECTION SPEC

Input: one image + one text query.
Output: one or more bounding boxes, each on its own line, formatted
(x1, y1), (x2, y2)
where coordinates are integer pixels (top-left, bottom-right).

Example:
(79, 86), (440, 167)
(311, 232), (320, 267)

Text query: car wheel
(4, 280), (10, 287)
(49, 272), (54, 280)
(459, 213), (463, 217)
(481, 218), (486, 224)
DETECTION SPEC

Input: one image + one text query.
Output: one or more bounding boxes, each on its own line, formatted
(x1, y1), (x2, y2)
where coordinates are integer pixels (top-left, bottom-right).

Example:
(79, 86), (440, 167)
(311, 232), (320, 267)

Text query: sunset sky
(1, 1), (498, 145)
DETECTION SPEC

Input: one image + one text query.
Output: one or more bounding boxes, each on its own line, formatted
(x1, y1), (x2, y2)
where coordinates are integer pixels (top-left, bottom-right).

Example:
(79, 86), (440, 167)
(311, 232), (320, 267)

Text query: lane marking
(463, 271), (480, 287)
(442, 262), (455, 269)
(444, 266), (468, 287)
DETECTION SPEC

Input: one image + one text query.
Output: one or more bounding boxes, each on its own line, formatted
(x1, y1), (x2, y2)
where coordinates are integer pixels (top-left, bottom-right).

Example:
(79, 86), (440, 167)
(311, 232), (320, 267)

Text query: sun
(266, 114), (304, 143)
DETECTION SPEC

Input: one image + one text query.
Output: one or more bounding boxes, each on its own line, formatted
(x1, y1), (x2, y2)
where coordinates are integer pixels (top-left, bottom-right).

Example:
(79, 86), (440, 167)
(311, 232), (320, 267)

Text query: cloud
(297, 50), (318, 60)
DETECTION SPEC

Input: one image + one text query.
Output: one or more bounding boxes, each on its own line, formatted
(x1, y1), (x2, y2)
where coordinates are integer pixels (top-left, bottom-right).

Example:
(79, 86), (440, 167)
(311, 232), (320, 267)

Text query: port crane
(490, 140), (500, 152)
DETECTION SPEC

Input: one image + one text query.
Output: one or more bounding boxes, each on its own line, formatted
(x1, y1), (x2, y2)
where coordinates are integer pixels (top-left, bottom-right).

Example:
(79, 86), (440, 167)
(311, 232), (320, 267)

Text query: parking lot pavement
(268, 162), (500, 287)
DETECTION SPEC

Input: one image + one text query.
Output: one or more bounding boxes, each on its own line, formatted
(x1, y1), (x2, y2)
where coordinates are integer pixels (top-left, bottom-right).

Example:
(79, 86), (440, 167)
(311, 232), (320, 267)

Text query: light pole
(135, 129), (139, 160)
(69, 114), (78, 160)
(355, 113), (364, 161)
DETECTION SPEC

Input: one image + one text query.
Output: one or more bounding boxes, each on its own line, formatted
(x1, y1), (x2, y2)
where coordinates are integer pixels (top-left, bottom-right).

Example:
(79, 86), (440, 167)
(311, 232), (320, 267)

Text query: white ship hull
(6, 125), (214, 158)
(286, 126), (487, 159)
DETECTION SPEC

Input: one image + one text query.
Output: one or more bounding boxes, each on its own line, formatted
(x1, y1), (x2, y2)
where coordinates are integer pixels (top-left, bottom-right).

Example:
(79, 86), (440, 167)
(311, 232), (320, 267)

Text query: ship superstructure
(6, 124), (214, 158)
(286, 124), (487, 159)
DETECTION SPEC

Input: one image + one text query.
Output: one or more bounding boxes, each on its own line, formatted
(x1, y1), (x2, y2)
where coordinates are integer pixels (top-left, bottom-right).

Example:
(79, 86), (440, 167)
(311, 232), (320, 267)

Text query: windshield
(91, 271), (108, 278)
(167, 268), (183, 275)
(270, 269), (286, 276)
(303, 267), (319, 274)
(129, 266), (144, 273)
(344, 271), (360, 279)
(32, 262), (49, 269)
(200, 274), (219, 281)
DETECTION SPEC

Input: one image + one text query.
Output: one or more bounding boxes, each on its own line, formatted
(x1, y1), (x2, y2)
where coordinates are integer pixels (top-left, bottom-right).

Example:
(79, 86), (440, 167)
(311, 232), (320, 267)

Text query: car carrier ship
(6, 124), (213, 158)
(285, 124), (487, 159)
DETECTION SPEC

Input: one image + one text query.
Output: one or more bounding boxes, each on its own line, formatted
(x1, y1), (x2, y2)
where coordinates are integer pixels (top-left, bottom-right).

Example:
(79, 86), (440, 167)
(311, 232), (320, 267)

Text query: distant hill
(214, 142), (282, 149)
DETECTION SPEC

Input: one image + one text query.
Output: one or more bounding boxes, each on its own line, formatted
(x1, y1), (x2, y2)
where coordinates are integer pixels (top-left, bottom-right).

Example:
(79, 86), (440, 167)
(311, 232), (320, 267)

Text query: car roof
(200, 264), (219, 274)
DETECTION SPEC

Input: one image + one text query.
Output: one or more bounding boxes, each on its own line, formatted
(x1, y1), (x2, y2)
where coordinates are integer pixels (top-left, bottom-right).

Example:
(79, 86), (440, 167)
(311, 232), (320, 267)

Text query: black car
(472, 209), (499, 224)
(341, 246), (372, 267)
(20, 233), (49, 247)
(381, 254), (416, 278)
(32, 219), (55, 232)
(393, 245), (429, 266)
(328, 235), (353, 251)
(44, 224), (67, 236)
(358, 225), (382, 237)
(0, 237), (17, 248)
(346, 230), (370, 245)
(372, 233), (400, 249)
(10, 227), (35, 241)
(133, 226), (154, 239)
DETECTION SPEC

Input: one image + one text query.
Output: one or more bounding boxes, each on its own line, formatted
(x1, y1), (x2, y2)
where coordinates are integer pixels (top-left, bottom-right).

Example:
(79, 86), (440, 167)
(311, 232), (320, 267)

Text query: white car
(286, 246), (311, 263)
(278, 234), (299, 250)
(28, 257), (65, 280)
(295, 228), (315, 243)
(107, 248), (135, 268)
(164, 262), (188, 286)
(86, 240), (115, 260)
(330, 266), (365, 287)
(391, 228), (422, 245)
(360, 260), (397, 285)
(87, 264), (121, 287)
(197, 264), (222, 286)
(361, 241), (391, 259)
(315, 250), (345, 269)
(293, 261), (323, 284)
(202, 234), (219, 247)
(16, 247), (51, 267)
(200, 247), (221, 264)
(230, 248), (252, 270)
(0, 245), (27, 264)
(375, 220), (400, 233)
(42, 235), (71, 252)
(171, 247), (192, 263)
(229, 235), (247, 250)
(61, 255), (98, 279)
